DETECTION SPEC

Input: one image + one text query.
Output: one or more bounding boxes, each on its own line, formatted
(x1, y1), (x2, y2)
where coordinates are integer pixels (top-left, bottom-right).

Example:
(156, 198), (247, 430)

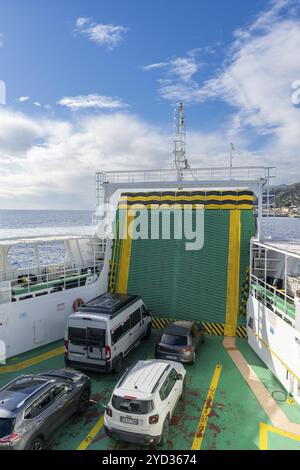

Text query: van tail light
(64, 340), (69, 354)
(0, 432), (22, 445)
(105, 346), (111, 360)
(149, 414), (159, 425)
(106, 407), (112, 417)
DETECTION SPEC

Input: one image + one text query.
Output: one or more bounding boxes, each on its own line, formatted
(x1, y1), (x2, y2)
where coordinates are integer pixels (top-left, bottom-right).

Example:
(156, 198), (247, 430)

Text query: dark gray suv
(155, 321), (205, 364)
(0, 369), (91, 450)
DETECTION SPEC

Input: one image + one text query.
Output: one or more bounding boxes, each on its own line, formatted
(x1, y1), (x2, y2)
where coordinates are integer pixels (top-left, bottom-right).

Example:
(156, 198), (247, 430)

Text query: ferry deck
(1, 329), (300, 451)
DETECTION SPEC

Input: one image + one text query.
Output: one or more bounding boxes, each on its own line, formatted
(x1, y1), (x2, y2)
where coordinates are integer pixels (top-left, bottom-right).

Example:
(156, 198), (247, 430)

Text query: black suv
(0, 369), (90, 450)
(155, 321), (205, 364)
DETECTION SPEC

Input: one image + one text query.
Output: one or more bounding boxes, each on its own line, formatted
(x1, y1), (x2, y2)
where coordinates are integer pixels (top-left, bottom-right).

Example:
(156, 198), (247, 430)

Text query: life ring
(73, 298), (84, 312)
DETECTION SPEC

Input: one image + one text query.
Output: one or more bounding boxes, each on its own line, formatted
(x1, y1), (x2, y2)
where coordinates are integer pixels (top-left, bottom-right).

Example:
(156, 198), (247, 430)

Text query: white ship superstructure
(0, 229), (111, 360)
(248, 239), (300, 403)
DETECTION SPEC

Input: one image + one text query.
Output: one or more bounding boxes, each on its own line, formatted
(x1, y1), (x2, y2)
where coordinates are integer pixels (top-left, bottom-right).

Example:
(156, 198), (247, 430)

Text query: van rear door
(67, 318), (107, 363)
(68, 325), (87, 359)
(86, 326), (106, 360)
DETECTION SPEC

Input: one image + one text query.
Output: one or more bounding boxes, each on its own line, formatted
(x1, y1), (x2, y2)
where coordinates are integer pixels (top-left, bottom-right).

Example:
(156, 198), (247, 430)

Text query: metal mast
(173, 102), (189, 180)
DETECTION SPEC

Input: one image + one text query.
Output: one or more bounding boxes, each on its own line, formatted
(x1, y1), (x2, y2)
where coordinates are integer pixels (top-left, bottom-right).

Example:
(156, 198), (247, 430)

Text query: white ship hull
(0, 268), (109, 361)
(248, 295), (300, 404)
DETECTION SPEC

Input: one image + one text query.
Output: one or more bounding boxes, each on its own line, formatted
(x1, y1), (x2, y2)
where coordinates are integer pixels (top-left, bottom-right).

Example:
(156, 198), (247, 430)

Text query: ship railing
(96, 166), (274, 184)
(250, 274), (295, 327)
(0, 261), (104, 304)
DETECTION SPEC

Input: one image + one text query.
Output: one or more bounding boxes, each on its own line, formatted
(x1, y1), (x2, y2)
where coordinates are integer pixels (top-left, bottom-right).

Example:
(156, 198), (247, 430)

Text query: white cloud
(74, 17), (128, 49)
(144, 51), (200, 101)
(57, 94), (127, 111)
(145, 0), (300, 164)
(0, 33), (4, 47)
(18, 96), (30, 102)
(0, 108), (42, 153)
(196, 0), (300, 154)
(34, 102), (41, 107)
(0, 106), (298, 210)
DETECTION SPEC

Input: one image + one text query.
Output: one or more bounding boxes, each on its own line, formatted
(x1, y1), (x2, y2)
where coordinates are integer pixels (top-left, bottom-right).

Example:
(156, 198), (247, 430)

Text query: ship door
(0, 314), (8, 363)
(34, 319), (46, 343)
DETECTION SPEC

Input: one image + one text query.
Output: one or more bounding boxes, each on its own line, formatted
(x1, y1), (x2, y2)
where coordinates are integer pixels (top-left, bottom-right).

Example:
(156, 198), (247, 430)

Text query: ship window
(7, 244), (36, 270)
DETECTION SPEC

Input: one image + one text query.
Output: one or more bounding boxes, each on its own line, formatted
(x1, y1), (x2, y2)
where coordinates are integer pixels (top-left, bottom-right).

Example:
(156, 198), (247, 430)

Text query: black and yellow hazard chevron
(151, 317), (247, 338)
(118, 190), (254, 210)
(240, 267), (250, 317)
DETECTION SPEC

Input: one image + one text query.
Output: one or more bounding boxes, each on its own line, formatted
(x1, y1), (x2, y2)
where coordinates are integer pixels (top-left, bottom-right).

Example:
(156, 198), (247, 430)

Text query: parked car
(0, 369), (91, 450)
(104, 359), (186, 446)
(65, 293), (152, 374)
(155, 321), (205, 364)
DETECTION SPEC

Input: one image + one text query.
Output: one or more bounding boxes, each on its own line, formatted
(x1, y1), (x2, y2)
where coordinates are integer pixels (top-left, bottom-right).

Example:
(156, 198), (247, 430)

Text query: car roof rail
(151, 364), (171, 394)
(16, 379), (55, 409)
(117, 367), (132, 388)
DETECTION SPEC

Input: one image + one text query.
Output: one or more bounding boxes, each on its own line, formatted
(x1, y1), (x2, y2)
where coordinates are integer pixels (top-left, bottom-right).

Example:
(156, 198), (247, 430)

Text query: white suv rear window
(112, 395), (153, 414)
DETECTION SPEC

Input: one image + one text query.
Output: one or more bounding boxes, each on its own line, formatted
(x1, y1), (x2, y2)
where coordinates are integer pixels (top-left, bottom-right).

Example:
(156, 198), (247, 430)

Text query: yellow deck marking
(116, 211), (134, 294)
(249, 327), (300, 383)
(0, 346), (64, 373)
(77, 415), (104, 450)
(191, 365), (222, 450)
(260, 422), (300, 450)
(224, 210), (241, 337)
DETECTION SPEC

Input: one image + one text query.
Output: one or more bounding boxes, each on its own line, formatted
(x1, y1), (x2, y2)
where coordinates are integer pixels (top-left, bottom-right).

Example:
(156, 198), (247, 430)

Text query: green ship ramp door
(109, 191), (256, 338)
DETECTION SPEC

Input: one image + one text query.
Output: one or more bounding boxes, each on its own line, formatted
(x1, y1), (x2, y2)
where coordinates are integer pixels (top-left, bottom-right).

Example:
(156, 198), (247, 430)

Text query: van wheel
(144, 324), (152, 340)
(27, 436), (45, 450)
(113, 355), (123, 374)
(77, 387), (91, 413)
(159, 418), (169, 446)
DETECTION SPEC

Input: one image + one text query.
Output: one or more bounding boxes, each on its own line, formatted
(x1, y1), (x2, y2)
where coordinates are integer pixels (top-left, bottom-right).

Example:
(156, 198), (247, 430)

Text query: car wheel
(77, 387), (91, 413)
(27, 437), (45, 450)
(190, 352), (196, 365)
(180, 378), (186, 400)
(113, 355), (123, 374)
(159, 417), (170, 446)
(144, 324), (152, 340)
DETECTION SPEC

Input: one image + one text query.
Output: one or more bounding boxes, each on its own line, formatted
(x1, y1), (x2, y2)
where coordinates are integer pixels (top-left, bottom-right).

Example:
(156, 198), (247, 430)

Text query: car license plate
(120, 416), (138, 425)
(166, 355), (175, 360)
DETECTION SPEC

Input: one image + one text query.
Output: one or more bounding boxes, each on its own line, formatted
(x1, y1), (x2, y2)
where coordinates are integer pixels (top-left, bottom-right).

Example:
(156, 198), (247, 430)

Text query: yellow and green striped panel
(118, 190), (254, 210)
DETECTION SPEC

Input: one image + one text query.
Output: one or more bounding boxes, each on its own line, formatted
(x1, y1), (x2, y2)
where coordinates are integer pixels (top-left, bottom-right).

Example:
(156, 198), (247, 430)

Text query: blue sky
(0, 0), (299, 209)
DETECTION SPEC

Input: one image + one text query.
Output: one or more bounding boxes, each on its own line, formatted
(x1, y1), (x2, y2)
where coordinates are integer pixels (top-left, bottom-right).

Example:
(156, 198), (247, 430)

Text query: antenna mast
(173, 102), (189, 181)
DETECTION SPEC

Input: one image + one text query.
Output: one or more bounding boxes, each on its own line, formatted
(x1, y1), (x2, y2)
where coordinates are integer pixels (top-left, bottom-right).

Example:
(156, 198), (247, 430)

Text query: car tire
(159, 417), (170, 446)
(190, 352), (196, 365)
(180, 378), (186, 400)
(113, 355), (123, 374)
(27, 436), (45, 450)
(77, 387), (91, 413)
(144, 324), (152, 340)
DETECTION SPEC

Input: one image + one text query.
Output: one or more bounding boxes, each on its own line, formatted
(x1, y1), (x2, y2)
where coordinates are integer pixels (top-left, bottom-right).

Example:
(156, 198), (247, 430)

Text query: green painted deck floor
(1, 331), (300, 451)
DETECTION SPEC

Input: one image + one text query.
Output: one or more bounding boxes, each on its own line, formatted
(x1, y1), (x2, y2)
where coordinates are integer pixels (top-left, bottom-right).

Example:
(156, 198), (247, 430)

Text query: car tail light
(64, 340), (69, 353)
(106, 407), (112, 417)
(180, 346), (192, 353)
(105, 346), (111, 360)
(0, 432), (22, 445)
(149, 414), (159, 424)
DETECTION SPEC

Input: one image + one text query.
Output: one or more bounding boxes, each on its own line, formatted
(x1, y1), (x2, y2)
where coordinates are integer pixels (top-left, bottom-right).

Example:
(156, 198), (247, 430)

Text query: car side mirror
(177, 374), (183, 381)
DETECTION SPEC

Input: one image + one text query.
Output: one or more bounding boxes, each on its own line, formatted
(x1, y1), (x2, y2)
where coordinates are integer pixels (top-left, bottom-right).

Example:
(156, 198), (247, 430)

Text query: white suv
(104, 359), (186, 446)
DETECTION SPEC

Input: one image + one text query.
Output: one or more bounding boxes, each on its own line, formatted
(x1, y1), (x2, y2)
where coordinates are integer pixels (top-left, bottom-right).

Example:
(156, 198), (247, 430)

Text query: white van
(64, 293), (152, 373)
